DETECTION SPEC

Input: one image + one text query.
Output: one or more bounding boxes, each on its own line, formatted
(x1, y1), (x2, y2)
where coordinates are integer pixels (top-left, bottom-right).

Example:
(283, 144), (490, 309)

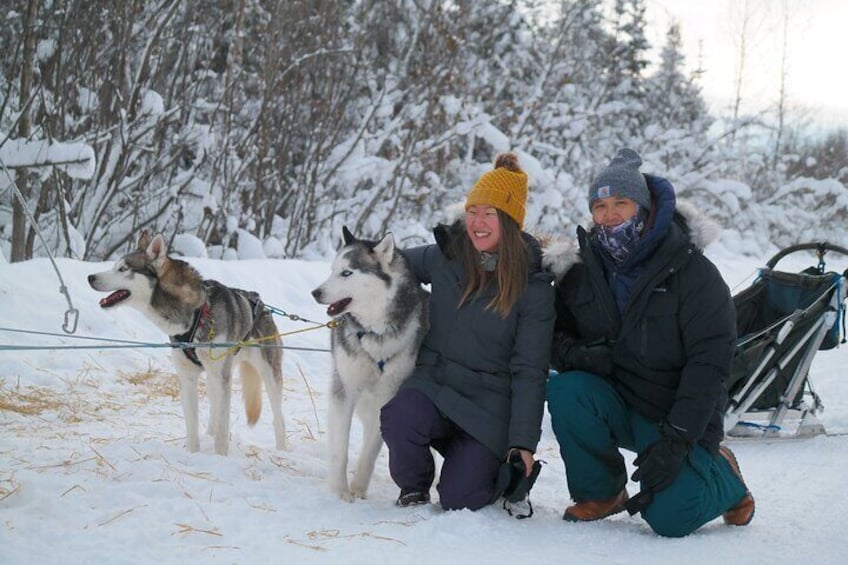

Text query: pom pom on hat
(465, 153), (528, 228)
(588, 148), (651, 211)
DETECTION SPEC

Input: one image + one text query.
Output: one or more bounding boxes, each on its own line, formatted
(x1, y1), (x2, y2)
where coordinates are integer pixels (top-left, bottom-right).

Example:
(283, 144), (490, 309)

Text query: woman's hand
(516, 449), (535, 477)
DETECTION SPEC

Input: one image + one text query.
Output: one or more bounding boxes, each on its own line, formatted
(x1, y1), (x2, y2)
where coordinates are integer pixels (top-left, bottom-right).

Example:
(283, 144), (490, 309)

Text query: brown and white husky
(88, 231), (286, 455)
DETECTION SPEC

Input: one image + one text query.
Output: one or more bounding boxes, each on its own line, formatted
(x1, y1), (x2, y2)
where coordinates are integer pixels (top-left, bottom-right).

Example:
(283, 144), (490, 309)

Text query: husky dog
(311, 227), (428, 501)
(88, 231), (286, 456)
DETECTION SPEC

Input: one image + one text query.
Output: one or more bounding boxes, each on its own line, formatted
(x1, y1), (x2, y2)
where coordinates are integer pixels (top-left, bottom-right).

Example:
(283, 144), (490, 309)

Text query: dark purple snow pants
(380, 387), (501, 510)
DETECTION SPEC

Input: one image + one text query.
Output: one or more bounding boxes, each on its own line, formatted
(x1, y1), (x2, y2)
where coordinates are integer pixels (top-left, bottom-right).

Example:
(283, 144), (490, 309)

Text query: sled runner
(725, 242), (848, 438)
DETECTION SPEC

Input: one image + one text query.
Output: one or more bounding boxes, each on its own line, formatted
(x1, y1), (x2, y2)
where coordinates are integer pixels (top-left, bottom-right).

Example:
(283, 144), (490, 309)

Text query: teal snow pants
(546, 370), (748, 537)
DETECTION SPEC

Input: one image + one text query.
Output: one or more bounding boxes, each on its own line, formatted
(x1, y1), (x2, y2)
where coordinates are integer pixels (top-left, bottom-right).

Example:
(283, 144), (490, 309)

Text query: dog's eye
(118, 265), (128, 272)
(341, 269), (353, 277)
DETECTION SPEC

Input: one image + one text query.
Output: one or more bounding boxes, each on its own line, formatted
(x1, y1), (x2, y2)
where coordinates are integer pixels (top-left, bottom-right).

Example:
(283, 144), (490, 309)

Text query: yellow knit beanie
(465, 153), (528, 228)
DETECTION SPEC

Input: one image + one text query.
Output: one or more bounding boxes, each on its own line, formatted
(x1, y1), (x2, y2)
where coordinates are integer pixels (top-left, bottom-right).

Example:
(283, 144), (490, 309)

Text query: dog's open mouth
(326, 297), (352, 316)
(99, 290), (131, 308)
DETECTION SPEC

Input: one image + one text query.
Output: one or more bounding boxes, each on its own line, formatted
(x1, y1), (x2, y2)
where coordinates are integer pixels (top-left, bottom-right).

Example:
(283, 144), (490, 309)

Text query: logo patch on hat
(597, 185), (611, 199)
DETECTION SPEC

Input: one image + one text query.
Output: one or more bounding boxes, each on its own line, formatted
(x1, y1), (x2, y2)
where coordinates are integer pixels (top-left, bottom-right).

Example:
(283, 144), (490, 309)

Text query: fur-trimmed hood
(542, 197), (722, 282)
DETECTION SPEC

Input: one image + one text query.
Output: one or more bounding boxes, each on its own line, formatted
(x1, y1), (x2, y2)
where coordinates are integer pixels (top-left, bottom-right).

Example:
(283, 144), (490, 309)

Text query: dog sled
(725, 242), (848, 439)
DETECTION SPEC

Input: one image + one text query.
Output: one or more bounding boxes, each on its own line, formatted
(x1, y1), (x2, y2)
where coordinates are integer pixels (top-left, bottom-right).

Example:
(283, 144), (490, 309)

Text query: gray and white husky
(88, 231), (286, 456)
(311, 227), (428, 501)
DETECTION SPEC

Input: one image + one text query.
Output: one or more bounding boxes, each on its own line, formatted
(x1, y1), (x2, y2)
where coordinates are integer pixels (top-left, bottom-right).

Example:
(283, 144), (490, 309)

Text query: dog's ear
(342, 226), (356, 246)
(137, 230), (151, 251)
(145, 234), (169, 266)
(373, 233), (395, 261)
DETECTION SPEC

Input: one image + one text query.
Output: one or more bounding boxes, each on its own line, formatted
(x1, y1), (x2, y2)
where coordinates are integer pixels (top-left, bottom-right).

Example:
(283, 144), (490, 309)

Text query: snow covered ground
(2, 244), (847, 564)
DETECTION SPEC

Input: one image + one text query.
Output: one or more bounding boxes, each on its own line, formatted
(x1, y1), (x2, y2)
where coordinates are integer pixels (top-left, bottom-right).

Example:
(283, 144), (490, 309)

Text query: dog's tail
(240, 360), (263, 426)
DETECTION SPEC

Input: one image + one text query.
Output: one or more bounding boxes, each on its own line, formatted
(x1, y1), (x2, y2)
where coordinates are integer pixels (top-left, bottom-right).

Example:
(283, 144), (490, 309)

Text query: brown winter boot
(718, 445), (755, 526)
(563, 489), (629, 522)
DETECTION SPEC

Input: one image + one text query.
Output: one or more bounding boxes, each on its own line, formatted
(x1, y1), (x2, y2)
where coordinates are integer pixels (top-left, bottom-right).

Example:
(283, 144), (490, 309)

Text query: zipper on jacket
(590, 255), (620, 330)
(578, 226), (620, 331)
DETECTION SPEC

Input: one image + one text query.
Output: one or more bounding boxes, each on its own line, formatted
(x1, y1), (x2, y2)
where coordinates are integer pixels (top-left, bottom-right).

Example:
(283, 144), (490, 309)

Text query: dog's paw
(333, 487), (355, 503)
(329, 477), (354, 502)
(349, 486), (368, 500)
(349, 476), (369, 500)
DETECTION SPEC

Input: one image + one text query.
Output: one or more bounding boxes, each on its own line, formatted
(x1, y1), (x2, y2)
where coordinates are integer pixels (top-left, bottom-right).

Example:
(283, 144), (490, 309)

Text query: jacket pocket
(639, 288), (684, 369)
(446, 359), (511, 396)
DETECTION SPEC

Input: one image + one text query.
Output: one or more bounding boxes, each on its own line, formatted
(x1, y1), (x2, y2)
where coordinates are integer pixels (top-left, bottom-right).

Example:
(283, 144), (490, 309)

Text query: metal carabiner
(63, 307), (80, 334)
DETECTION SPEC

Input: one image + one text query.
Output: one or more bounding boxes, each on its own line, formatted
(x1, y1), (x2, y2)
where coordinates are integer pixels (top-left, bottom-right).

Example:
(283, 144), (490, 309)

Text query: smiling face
(591, 196), (639, 228)
(465, 205), (502, 252)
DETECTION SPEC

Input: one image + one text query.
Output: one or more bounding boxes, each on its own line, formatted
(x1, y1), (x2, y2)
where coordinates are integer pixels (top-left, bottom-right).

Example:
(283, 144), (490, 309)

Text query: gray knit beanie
(588, 148), (651, 211)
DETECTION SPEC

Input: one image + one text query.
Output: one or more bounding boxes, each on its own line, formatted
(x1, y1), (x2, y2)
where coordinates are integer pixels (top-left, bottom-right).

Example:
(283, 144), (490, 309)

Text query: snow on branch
(0, 136), (96, 180)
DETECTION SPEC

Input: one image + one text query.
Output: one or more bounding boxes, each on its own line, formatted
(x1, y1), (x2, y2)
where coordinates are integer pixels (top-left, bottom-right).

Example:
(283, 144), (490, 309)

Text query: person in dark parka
(380, 153), (555, 510)
(544, 148), (755, 537)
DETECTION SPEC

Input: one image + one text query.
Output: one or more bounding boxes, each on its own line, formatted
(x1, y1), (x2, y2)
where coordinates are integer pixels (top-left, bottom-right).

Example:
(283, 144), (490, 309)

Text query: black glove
(551, 335), (614, 376)
(493, 450), (542, 504)
(630, 422), (691, 493)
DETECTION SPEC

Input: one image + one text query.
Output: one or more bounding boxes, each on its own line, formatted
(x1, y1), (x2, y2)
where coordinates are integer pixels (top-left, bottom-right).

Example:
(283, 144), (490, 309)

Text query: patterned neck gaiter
(480, 251), (498, 271)
(595, 209), (648, 263)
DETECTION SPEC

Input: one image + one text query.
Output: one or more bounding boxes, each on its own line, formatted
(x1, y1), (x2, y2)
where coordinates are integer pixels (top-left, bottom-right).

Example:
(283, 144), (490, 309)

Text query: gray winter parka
(400, 222), (555, 458)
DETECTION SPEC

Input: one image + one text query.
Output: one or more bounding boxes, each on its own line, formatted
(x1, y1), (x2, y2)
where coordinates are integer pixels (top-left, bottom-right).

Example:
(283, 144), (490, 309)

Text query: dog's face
(311, 227), (396, 318)
(87, 232), (167, 310)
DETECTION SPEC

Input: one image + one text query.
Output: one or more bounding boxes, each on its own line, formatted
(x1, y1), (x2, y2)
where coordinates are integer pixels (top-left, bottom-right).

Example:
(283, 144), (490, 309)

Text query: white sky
(646, 0), (848, 130)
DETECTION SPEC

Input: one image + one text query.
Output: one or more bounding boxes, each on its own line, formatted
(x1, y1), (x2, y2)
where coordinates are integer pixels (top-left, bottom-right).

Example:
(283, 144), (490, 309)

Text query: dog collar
(356, 330), (389, 372)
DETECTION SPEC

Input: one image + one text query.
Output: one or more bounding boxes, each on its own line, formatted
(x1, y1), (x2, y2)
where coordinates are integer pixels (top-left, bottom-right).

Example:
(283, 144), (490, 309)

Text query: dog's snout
(311, 288), (322, 301)
(87, 274), (97, 285)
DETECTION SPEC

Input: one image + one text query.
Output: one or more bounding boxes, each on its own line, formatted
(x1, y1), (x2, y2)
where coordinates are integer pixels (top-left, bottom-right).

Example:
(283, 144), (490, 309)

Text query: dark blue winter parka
(400, 221), (555, 458)
(543, 176), (736, 451)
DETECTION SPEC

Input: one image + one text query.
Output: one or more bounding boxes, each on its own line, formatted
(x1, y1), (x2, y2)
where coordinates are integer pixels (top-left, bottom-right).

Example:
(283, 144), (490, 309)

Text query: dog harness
(170, 281), (268, 367)
(171, 302), (213, 367)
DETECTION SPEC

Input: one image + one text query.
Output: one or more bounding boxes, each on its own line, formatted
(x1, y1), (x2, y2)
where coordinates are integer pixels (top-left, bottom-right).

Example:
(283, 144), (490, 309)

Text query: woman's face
(591, 196), (638, 228)
(465, 205), (502, 252)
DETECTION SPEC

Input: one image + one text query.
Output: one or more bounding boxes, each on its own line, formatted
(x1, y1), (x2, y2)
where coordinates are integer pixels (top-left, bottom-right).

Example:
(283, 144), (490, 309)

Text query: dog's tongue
(99, 289), (131, 308)
(326, 297), (352, 317)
